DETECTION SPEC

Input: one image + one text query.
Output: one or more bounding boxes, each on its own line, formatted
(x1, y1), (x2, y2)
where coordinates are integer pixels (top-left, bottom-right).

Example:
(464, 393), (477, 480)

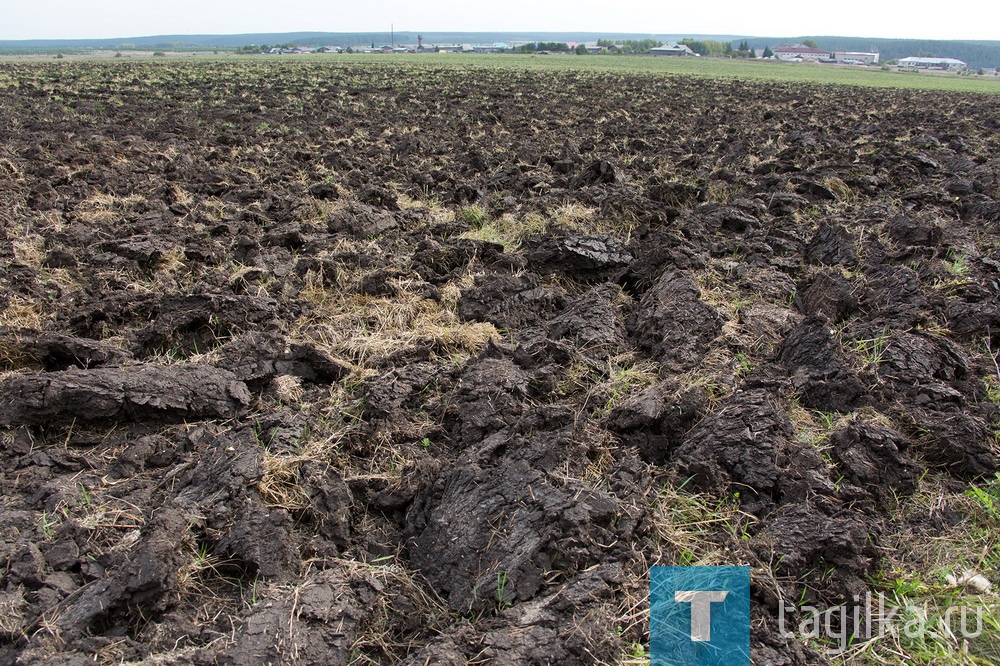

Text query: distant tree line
(517, 42), (571, 53)
(734, 40), (757, 58)
(596, 39), (664, 54)
(678, 39), (759, 58)
(678, 38), (732, 57)
(235, 43), (299, 54)
(126, 36), (1000, 68)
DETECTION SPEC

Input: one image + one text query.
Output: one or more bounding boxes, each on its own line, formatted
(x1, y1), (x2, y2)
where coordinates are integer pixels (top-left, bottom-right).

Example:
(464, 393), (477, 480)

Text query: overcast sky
(2, 0), (997, 41)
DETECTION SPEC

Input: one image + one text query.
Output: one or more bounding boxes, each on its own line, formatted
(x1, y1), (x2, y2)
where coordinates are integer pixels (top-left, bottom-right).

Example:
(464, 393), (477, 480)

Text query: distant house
(472, 43), (509, 53)
(268, 47), (310, 55)
(436, 44), (473, 53)
(773, 44), (831, 61)
(832, 51), (879, 65)
(650, 44), (697, 57)
(898, 56), (967, 71)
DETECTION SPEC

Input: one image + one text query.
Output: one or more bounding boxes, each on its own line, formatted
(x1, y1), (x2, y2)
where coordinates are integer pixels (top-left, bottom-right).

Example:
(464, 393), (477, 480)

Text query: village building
(898, 56), (967, 70)
(435, 44), (473, 53)
(649, 43), (697, 56)
(471, 43), (510, 53)
(832, 51), (879, 65)
(772, 44), (832, 61)
(267, 46), (312, 55)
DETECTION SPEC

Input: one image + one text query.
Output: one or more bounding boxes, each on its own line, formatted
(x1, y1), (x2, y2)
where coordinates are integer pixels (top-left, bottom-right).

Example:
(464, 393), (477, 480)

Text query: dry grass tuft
(272, 375), (304, 404)
(823, 176), (855, 203)
(786, 400), (847, 449)
(294, 275), (498, 368)
(651, 482), (756, 567)
(12, 235), (45, 267)
(0, 586), (27, 640)
(0, 157), (22, 179)
(155, 246), (187, 275)
(581, 426), (620, 485)
(439, 272), (475, 313)
(696, 266), (758, 322)
(77, 505), (146, 535)
(459, 211), (549, 250)
(74, 192), (144, 224)
(168, 184), (195, 210)
(396, 194), (453, 225)
(257, 420), (353, 512)
(258, 453), (312, 511)
(176, 542), (227, 601)
(614, 480), (758, 663)
(550, 202), (597, 231)
(337, 557), (450, 662)
(0, 335), (32, 372)
(0, 296), (44, 331)
(586, 356), (660, 416)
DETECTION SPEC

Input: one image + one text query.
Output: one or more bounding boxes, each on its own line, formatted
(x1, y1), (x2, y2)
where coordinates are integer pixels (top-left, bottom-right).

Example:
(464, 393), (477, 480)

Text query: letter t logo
(674, 590), (729, 641)
(651, 567), (749, 665)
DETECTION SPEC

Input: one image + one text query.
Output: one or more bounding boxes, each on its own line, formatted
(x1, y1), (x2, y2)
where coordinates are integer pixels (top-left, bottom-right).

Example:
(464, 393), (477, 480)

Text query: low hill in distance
(2, 31), (998, 68)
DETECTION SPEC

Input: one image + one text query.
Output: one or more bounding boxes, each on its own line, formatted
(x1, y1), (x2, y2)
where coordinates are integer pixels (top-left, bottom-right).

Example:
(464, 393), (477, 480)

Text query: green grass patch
(12, 50), (1000, 94)
(316, 53), (1000, 94)
(846, 473), (1000, 664)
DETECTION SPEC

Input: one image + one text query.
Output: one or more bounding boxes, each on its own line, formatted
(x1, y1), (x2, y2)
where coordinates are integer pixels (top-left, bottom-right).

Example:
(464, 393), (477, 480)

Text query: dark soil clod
(0, 364), (251, 426)
(1, 59), (999, 666)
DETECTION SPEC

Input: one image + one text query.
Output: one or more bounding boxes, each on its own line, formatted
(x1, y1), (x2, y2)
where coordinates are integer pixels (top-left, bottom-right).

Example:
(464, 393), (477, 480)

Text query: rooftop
(774, 44), (830, 55)
(899, 56), (966, 64)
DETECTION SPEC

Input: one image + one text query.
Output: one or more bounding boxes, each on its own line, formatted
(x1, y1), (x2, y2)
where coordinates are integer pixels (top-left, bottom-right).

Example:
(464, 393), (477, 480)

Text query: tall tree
(680, 38), (730, 57)
(597, 39), (662, 54)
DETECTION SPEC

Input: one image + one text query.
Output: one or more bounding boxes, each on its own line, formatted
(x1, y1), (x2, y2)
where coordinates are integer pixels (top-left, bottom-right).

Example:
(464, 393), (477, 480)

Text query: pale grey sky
(2, 0), (997, 41)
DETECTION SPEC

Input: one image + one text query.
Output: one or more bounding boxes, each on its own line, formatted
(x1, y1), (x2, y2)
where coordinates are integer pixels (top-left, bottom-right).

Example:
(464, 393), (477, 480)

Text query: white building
(435, 44), (474, 53)
(472, 43), (509, 53)
(898, 57), (967, 70)
(773, 44), (831, 61)
(832, 51), (879, 65)
(650, 44), (697, 57)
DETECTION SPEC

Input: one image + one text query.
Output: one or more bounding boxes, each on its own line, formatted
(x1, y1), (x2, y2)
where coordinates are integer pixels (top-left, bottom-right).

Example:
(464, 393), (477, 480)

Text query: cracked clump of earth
(0, 59), (999, 664)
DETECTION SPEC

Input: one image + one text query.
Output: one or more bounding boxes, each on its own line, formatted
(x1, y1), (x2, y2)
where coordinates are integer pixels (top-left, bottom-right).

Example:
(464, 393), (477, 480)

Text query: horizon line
(2, 30), (998, 44)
